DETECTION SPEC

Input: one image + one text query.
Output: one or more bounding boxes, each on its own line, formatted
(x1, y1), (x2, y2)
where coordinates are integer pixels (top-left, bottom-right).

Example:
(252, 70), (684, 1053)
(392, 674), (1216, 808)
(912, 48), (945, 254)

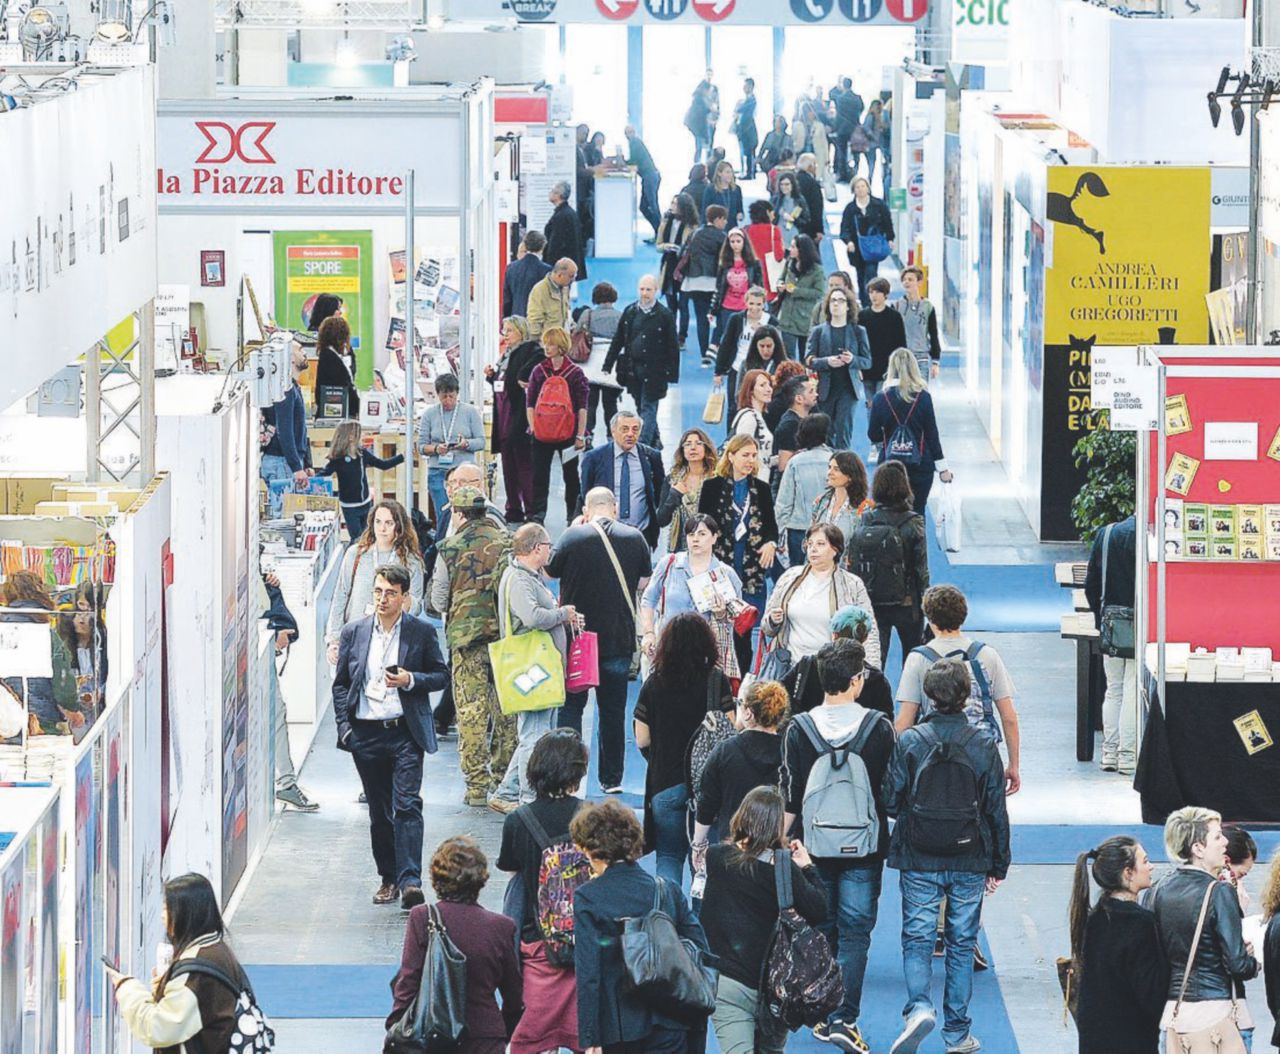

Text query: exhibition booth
(1130, 350), (1280, 824)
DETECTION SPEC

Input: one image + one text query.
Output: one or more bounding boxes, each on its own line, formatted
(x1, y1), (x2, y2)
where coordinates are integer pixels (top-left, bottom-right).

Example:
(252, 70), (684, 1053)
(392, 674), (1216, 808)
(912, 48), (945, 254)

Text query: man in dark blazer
(542, 180), (587, 280)
(795, 153), (827, 241)
(602, 274), (680, 451)
(578, 410), (665, 549)
(501, 231), (550, 319)
(334, 564), (449, 909)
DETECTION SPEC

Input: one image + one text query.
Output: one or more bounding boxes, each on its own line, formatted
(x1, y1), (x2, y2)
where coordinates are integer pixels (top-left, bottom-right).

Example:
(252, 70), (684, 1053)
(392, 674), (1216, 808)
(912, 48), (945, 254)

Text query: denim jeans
(261, 453), (292, 518)
(638, 393), (663, 450)
(816, 863), (882, 1024)
(558, 653), (631, 789)
(786, 528), (807, 568)
(342, 502), (371, 543)
(817, 388), (857, 453)
(900, 869), (986, 1047)
(493, 706), (558, 803)
(650, 783), (690, 887)
(426, 468), (450, 524)
(687, 291), (715, 357)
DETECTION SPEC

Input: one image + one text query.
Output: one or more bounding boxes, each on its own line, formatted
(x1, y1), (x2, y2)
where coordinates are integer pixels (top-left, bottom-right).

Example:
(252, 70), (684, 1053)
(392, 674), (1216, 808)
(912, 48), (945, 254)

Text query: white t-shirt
(896, 633), (1016, 706)
(786, 570), (835, 659)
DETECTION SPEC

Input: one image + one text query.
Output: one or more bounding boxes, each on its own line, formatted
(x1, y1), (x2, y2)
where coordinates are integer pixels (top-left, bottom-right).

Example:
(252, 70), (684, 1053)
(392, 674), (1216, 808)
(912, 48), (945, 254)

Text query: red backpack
(532, 367), (577, 443)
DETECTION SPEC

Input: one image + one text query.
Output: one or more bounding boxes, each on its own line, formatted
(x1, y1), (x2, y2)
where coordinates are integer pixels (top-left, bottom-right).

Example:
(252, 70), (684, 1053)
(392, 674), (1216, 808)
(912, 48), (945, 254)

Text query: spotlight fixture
(1263, 80), (1276, 113)
(1208, 91), (1221, 127)
(1232, 97), (1246, 134)
(93, 0), (131, 43)
(19, 3), (69, 60)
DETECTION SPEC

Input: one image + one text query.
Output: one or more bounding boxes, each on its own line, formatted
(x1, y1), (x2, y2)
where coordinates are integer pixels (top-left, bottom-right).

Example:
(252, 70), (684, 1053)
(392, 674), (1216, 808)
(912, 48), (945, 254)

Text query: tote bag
(488, 577), (566, 715)
(565, 628), (600, 693)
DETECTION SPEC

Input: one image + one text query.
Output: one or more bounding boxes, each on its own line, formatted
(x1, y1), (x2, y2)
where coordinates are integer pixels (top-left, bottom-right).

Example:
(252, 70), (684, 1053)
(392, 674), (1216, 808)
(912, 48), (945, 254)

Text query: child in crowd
(312, 419), (405, 540)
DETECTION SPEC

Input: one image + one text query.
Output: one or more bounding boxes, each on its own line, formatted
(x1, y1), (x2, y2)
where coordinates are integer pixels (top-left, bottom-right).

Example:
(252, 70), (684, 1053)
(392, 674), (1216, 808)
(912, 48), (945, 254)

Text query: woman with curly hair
(655, 428), (718, 553)
(315, 314), (359, 417)
(325, 499), (424, 664)
(572, 799), (710, 1054)
(634, 613), (734, 886)
(1262, 850), (1280, 1051)
(388, 837), (523, 1053)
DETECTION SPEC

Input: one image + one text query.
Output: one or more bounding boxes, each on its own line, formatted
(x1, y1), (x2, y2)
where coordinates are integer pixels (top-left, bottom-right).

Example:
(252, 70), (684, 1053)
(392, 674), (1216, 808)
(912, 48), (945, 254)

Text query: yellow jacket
(525, 274), (571, 339)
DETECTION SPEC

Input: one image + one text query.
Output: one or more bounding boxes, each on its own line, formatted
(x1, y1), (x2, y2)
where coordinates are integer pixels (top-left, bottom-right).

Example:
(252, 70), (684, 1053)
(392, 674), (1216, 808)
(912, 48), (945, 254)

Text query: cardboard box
(2, 478), (60, 514)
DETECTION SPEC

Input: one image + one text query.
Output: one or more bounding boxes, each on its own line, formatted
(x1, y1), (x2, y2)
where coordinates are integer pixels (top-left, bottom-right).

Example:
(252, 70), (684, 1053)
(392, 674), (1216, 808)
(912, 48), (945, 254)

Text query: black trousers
(908, 467), (934, 514)
(531, 441), (582, 523)
(874, 603), (924, 670)
(349, 719), (424, 889)
(587, 384), (622, 442)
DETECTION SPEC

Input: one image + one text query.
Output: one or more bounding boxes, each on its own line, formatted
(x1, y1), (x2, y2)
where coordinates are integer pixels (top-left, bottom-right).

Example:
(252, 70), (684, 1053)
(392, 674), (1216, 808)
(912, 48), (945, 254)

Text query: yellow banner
(1045, 167), (1210, 345)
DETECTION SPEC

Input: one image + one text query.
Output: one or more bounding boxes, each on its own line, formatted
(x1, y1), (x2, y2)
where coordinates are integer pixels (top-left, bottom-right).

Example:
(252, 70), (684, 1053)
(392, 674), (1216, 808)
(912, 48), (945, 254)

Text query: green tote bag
(488, 575), (566, 715)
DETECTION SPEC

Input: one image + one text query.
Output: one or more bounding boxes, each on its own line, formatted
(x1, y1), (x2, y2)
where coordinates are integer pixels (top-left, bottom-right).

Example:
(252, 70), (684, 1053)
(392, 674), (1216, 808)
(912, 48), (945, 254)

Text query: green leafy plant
(1071, 411), (1137, 544)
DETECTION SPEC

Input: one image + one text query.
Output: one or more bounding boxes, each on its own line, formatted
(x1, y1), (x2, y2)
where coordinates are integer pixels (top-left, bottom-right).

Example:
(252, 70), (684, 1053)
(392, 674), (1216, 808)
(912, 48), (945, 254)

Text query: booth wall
(1146, 364), (1280, 649)
(408, 28), (549, 84)
(1260, 113), (1280, 344)
(158, 214), (461, 366)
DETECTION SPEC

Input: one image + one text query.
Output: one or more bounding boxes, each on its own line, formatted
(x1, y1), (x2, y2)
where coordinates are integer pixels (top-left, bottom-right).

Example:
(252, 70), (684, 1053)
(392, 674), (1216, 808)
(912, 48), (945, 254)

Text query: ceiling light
(1207, 91), (1221, 127)
(20, 3), (69, 60)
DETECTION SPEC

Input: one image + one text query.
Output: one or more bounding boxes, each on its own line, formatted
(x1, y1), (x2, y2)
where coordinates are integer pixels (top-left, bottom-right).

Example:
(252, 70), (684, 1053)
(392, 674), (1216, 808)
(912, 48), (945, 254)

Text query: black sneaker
(276, 786), (319, 812)
(827, 1021), (871, 1054)
(973, 944), (989, 971)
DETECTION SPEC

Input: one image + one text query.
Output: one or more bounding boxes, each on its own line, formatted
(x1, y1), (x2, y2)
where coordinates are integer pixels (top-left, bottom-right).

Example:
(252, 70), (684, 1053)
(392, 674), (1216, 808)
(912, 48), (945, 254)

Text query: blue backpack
(912, 641), (1001, 742)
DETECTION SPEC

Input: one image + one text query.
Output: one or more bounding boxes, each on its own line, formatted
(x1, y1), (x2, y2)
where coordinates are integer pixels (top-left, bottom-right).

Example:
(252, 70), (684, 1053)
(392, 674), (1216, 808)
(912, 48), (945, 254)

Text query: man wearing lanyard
(417, 373), (486, 524)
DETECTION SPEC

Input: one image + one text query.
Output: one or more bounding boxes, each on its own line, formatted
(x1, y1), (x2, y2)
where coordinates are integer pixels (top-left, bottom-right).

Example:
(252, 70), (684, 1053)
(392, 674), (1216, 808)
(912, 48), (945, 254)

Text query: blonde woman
(526, 325), (589, 525)
(701, 160), (745, 227)
(698, 434), (779, 670)
(867, 347), (952, 512)
(1262, 851), (1280, 1049)
(312, 420), (406, 540)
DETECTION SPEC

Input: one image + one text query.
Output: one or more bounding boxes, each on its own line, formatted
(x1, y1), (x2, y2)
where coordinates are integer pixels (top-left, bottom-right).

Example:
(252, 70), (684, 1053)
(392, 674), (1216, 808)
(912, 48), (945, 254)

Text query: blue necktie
(619, 454), (632, 522)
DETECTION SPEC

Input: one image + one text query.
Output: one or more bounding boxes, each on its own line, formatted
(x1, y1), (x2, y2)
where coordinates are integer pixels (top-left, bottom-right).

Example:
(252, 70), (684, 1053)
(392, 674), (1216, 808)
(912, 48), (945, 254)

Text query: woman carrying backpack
(701, 787), (827, 1054)
(634, 613), (735, 887)
(109, 874), (269, 1053)
(851, 461), (929, 669)
(527, 325), (590, 526)
(867, 348), (951, 514)
(497, 730), (590, 1054)
(763, 524), (880, 679)
(388, 837), (523, 1054)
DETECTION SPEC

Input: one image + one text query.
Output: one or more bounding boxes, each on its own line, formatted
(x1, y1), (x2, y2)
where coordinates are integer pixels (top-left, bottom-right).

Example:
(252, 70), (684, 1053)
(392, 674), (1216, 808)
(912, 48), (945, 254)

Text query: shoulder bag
(760, 567), (809, 682)
(568, 309), (594, 364)
(384, 904), (469, 1054)
(621, 877), (718, 1018)
(487, 575), (566, 715)
(1164, 883), (1247, 1054)
(1099, 524), (1135, 659)
(590, 519), (642, 677)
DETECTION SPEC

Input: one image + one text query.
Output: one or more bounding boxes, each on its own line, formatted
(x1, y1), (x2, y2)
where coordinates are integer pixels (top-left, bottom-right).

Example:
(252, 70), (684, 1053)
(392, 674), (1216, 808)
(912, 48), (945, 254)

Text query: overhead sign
(464, 0), (923, 24)
(0, 65), (157, 415)
(157, 100), (462, 213)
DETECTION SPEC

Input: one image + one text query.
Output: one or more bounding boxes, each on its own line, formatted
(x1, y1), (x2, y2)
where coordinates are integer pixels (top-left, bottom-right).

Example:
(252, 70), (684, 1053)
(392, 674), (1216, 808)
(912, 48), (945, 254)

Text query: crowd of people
(97, 68), (1275, 1054)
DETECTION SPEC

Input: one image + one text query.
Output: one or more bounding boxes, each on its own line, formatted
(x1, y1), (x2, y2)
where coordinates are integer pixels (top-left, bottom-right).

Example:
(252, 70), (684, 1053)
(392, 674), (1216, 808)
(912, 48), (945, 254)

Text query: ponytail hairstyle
(1068, 836), (1141, 962)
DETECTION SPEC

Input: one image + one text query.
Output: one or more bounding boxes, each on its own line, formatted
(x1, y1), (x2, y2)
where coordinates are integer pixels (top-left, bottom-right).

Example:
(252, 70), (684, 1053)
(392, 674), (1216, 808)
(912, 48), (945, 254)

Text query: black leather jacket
(1150, 866), (1258, 1002)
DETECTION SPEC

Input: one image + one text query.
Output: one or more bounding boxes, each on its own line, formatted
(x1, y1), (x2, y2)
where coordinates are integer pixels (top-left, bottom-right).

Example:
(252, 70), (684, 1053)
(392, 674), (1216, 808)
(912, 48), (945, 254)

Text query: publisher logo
(194, 121), (277, 165)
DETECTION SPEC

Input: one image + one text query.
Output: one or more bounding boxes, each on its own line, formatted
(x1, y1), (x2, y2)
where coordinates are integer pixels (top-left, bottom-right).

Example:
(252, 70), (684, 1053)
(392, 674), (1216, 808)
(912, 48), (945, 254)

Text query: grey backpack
(794, 712), (884, 859)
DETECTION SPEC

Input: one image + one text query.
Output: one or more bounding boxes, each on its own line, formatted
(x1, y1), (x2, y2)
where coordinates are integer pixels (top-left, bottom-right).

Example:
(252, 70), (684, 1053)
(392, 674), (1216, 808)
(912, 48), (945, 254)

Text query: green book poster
(273, 230), (375, 387)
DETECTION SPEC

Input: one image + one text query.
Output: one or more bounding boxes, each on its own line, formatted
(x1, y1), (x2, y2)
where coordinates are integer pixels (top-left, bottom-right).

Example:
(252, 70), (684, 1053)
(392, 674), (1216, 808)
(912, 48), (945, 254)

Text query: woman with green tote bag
(489, 523), (583, 813)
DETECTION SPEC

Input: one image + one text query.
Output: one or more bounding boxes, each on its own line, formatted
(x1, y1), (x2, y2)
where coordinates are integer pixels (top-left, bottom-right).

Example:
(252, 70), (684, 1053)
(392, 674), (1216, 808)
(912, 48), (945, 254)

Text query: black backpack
(757, 848), (844, 1029)
(849, 509), (915, 605)
(907, 723), (984, 857)
(168, 958), (276, 1053)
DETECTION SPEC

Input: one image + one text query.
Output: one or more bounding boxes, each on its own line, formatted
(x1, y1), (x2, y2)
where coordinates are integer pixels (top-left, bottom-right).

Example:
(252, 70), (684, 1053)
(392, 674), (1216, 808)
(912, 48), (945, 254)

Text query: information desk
(594, 170), (638, 258)
(1136, 679), (1280, 824)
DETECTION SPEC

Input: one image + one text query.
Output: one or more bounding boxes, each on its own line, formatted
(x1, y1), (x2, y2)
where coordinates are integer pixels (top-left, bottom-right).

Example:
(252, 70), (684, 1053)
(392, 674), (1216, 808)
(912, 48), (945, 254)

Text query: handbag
(621, 878), (718, 1019)
(590, 520), (643, 677)
(565, 628), (600, 694)
(702, 389), (726, 425)
(569, 312), (594, 364)
(1099, 524), (1135, 659)
(1055, 956), (1079, 1025)
(383, 904), (469, 1054)
(1164, 884), (1247, 1054)
(487, 577), (566, 715)
(855, 213), (890, 264)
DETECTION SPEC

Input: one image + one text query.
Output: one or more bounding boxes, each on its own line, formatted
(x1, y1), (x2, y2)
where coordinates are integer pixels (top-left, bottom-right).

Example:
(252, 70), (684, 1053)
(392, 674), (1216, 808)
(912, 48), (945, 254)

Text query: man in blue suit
(334, 564), (449, 909)
(578, 409), (665, 549)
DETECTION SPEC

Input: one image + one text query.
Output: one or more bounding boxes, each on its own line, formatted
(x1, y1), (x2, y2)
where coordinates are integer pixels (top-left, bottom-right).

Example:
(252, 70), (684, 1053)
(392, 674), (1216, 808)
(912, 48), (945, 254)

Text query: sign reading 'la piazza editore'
(156, 101), (463, 212)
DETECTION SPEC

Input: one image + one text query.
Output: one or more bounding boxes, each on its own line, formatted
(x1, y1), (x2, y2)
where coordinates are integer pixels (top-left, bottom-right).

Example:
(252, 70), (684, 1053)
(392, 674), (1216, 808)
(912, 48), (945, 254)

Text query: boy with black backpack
(882, 659), (1011, 1054)
(781, 638), (894, 1054)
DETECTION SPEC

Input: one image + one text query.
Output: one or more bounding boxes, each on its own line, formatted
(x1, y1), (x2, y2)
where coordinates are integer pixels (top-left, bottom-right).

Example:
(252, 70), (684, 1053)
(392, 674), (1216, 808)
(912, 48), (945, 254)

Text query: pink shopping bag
(565, 630), (600, 693)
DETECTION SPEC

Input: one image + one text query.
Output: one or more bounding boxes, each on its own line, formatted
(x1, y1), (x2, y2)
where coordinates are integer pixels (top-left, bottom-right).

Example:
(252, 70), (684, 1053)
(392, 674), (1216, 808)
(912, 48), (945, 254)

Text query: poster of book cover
(73, 742), (99, 1053)
(104, 710), (124, 1050)
(0, 852), (20, 1054)
(38, 807), (58, 1054)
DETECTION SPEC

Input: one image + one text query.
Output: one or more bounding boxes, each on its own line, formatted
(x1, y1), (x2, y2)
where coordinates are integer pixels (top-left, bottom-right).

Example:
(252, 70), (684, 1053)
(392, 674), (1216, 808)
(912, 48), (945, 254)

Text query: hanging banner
(273, 231), (376, 387)
(0, 66), (156, 415)
(1045, 166), (1211, 346)
(449, 0), (926, 24)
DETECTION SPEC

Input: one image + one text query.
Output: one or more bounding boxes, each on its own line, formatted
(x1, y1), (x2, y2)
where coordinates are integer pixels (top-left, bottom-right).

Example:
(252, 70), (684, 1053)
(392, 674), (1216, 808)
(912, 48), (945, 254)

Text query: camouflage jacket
(435, 519), (512, 652)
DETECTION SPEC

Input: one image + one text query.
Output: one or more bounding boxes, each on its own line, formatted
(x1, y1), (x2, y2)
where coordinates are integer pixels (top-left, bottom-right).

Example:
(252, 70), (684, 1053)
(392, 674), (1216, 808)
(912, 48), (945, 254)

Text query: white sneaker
(947, 1034), (981, 1053)
(891, 1008), (936, 1054)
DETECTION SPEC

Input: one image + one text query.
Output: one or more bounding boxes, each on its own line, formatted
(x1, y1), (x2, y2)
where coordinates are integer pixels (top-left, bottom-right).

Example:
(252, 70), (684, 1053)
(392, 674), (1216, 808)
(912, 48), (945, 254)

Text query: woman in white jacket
(763, 523), (880, 673)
